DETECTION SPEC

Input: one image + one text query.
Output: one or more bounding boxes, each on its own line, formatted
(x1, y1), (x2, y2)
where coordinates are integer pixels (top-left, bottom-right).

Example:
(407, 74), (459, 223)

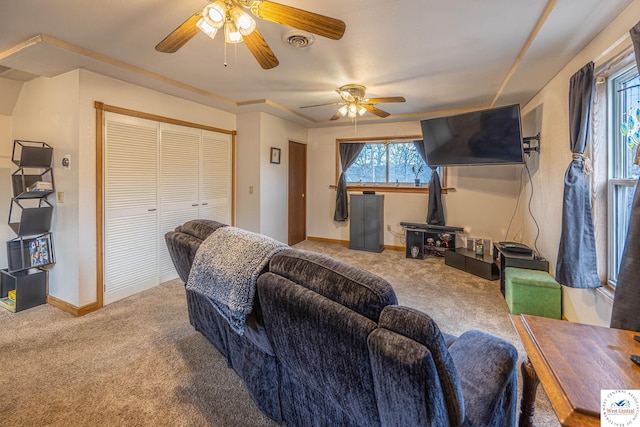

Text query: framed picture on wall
(270, 147), (281, 164)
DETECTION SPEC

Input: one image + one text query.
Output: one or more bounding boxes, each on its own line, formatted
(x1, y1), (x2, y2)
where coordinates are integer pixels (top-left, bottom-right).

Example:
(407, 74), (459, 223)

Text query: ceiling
(0, 0), (634, 127)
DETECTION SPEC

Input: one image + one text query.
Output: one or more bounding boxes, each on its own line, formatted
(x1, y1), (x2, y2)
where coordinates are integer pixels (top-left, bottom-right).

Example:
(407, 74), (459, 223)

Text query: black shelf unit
(402, 224), (463, 259)
(445, 248), (500, 280)
(8, 198), (54, 236)
(0, 140), (55, 312)
(0, 269), (47, 312)
(494, 244), (549, 296)
(12, 167), (55, 199)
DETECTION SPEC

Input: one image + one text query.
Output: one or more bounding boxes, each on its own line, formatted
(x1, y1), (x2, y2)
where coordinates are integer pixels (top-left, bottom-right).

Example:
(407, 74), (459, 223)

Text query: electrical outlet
(57, 191), (65, 203)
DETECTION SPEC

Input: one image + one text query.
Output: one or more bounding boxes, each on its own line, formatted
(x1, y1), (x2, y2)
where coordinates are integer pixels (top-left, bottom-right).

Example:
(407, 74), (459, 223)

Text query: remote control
(635, 335), (640, 344)
(631, 355), (640, 366)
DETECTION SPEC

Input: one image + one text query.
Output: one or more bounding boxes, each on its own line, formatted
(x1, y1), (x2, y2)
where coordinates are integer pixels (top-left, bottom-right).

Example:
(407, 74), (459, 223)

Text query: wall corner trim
(47, 295), (100, 317)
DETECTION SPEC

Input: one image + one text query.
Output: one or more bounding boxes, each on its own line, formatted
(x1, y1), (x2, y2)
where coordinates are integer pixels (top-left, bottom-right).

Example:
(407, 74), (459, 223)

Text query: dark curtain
(334, 143), (365, 221)
(413, 139), (427, 162)
(610, 21), (640, 330)
(555, 61), (601, 288)
(428, 168), (445, 225)
(413, 140), (445, 225)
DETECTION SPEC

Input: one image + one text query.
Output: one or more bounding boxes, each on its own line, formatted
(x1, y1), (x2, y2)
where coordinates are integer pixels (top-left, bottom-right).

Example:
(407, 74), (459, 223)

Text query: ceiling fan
(155, 0), (346, 70)
(301, 84), (406, 120)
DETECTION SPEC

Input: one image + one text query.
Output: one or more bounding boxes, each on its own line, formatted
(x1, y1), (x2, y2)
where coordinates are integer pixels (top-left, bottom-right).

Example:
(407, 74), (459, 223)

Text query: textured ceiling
(0, 0), (634, 126)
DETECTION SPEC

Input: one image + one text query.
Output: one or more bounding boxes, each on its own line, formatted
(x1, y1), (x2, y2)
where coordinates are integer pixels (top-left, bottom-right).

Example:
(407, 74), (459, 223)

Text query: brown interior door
(288, 141), (306, 245)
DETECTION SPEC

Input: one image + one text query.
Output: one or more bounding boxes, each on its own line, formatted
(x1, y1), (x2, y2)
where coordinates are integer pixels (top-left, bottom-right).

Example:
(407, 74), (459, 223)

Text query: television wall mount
(523, 133), (540, 155)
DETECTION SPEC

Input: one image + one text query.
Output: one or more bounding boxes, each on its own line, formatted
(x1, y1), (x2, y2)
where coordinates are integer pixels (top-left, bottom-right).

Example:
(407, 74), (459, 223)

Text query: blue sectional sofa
(165, 219), (518, 426)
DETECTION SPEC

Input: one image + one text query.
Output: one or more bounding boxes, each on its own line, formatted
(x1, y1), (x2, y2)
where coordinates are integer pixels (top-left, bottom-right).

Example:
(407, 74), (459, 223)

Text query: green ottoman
(505, 267), (561, 319)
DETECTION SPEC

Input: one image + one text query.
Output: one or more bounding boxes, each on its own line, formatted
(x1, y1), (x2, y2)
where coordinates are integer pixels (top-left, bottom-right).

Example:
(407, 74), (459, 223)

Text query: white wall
(11, 69), (236, 307)
(12, 71), (80, 304)
(236, 112), (307, 244)
(236, 112), (262, 233)
(521, 0), (640, 326)
(307, 121), (521, 247)
(0, 114), (13, 269)
(259, 113), (307, 244)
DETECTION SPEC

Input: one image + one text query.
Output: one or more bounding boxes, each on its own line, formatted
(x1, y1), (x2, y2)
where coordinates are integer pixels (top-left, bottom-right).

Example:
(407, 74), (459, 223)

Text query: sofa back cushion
(268, 249), (397, 321)
(376, 306), (465, 426)
(257, 271), (381, 426)
(179, 219), (227, 240)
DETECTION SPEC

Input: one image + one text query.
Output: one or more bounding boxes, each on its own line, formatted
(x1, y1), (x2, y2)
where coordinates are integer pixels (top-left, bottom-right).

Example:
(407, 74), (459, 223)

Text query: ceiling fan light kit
(155, 0), (346, 69)
(301, 84), (406, 122)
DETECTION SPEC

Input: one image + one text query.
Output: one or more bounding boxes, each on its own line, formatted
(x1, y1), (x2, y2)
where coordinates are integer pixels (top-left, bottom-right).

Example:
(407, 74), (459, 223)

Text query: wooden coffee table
(511, 314), (640, 426)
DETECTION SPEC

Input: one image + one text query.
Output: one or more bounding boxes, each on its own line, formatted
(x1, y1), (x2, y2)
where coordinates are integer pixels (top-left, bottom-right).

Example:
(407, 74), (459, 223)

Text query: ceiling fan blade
(363, 104), (391, 118)
(365, 96), (406, 104)
(330, 111), (343, 121)
(252, 1), (346, 40)
(243, 29), (279, 69)
(155, 13), (201, 53)
(300, 102), (342, 109)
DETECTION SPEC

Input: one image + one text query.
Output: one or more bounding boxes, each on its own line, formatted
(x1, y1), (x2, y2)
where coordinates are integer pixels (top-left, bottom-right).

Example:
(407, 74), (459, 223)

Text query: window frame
(335, 136), (448, 194)
(606, 61), (640, 288)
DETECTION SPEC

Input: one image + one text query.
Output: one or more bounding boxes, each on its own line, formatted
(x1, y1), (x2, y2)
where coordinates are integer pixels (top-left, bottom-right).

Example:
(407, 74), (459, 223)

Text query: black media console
(400, 222), (463, 260)
(445, 248), (499, 281)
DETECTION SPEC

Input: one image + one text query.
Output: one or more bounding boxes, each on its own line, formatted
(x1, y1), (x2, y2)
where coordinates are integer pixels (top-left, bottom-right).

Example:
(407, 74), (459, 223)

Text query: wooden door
(288, 141), (306, 245)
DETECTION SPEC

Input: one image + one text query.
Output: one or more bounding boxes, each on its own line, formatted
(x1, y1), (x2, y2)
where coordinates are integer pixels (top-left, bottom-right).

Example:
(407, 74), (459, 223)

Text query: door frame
(94, 101), (236, 312)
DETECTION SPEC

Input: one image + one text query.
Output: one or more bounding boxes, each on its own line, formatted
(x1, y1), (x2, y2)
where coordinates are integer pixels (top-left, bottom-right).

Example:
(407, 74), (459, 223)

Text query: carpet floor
(0, 240), (560, 426)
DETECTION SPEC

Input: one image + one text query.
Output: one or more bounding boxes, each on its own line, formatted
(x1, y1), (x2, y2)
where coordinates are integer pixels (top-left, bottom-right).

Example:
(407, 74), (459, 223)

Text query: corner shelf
(6, 233), (55, 273)
(8, 198), (53, 236)
(12, 167), (55, 199)
(0, 269), (48, 312)
(12, 140), (53, 168)
(0, 140), (55, 312)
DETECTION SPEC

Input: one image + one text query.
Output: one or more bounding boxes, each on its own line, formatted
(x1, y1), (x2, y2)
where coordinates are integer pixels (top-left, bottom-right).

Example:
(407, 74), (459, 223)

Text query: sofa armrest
(368, 328), (450, 426)
(164, 220), (227, 283)
(447, 330), (518, 427)
(164, 231), (204, 283)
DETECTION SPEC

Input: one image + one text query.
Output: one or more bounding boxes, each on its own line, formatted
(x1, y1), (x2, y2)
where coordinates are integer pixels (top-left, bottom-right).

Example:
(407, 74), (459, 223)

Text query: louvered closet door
(158, 123), (201, 282)
(200, 130), (232, 224)
(104, 113), (159, 305)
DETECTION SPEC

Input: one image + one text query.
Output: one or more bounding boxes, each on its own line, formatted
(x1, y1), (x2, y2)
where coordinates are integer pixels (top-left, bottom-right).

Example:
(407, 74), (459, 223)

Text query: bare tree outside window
(345, 141), (431, 184)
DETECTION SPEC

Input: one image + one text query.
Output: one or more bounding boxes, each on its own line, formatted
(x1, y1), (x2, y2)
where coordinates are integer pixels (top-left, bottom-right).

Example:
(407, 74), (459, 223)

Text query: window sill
(596, 284), (615, 305)
(333, 185), (451, 194)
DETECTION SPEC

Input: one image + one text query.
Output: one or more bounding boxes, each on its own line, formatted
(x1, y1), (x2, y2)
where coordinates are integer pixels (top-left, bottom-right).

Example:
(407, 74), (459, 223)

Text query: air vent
(282, 30), (315, 48)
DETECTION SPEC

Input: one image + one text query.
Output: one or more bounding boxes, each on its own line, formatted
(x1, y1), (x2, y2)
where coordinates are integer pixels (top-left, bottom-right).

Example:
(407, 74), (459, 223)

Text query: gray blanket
(186, 226), (288, 335)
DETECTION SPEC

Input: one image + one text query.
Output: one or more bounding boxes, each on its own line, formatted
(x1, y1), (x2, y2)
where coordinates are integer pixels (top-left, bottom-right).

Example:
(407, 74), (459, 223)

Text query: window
(607, 64), (640, 287)
(341, 139), (440, 189)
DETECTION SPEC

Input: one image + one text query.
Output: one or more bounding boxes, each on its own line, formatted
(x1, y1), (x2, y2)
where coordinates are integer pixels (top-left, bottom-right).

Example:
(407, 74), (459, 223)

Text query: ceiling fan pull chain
(224, 41), (228, 67)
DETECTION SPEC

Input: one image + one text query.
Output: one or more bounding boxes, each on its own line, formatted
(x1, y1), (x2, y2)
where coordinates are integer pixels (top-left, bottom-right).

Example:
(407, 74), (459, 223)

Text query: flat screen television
(420, 104), (525, 166)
